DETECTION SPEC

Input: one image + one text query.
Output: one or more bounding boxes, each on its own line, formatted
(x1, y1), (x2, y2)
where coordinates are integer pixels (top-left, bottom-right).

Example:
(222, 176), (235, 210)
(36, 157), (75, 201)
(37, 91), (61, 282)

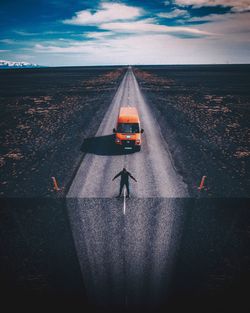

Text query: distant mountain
(0, 59), (44, 69)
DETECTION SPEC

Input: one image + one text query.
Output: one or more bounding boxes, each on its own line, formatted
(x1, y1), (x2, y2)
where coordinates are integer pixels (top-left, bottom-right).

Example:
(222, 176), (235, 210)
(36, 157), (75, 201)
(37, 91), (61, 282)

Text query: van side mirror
(113, 128), (116, 133)
(141, 128), (144, 134)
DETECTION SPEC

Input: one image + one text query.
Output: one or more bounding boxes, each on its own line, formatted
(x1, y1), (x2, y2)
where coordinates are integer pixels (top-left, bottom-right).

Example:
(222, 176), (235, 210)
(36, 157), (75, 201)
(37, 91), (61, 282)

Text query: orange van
(113, 107), (144, 151)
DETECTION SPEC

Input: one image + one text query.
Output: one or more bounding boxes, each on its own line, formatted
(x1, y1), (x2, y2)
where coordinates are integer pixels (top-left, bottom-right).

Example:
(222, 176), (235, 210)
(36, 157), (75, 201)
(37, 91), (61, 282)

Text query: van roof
(118, 107), (140, 123)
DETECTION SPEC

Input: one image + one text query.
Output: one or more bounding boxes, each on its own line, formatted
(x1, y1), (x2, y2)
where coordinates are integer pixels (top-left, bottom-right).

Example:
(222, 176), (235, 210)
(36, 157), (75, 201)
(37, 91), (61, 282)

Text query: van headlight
(115, 138), (121, 143)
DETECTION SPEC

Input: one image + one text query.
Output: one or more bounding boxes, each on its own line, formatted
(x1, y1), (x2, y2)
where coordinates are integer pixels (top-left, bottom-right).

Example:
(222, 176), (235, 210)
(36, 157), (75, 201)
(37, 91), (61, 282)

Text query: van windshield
(117, 123), (139, 133)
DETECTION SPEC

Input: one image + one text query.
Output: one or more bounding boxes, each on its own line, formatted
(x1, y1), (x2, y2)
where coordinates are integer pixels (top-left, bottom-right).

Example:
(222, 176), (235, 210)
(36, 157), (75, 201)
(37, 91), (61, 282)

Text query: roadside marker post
(51, 176), (60, 191)
(198, 175), (207, 190)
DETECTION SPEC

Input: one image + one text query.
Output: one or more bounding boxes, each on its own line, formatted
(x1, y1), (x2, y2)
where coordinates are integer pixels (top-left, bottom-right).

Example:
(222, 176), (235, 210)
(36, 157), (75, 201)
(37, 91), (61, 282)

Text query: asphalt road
(67, 68), (188, 198)
(67, 68), (189, 310)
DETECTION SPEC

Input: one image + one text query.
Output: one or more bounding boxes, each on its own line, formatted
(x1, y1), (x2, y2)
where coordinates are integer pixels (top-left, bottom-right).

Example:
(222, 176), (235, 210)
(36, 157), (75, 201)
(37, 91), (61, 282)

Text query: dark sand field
(134, 65), (250, 197)
(0, 66), (126, 197)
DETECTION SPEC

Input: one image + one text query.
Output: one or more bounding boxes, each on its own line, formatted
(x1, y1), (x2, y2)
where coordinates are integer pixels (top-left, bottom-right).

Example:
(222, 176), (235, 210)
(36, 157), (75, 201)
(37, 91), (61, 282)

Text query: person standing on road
(112, 167), (137, 198)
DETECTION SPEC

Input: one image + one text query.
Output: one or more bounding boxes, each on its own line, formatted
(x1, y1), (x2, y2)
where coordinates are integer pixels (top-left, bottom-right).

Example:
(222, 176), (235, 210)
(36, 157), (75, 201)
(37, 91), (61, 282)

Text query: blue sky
(0, 0), (250, 65)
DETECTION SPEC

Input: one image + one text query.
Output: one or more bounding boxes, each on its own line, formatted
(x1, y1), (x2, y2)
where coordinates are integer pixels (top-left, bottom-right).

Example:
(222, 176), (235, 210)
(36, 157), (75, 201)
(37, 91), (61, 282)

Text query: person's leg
(119, 182), (123, 197)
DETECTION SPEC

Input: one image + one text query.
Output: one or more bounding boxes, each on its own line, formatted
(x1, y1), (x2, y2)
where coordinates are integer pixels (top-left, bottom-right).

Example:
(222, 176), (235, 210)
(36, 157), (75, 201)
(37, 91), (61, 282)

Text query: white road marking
(123, 187), (126, 215)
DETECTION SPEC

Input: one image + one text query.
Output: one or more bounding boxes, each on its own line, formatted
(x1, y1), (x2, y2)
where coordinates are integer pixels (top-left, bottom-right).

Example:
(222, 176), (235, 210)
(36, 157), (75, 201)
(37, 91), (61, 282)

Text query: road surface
(67, 68), (189, 310)
(67, 68), (188, 198)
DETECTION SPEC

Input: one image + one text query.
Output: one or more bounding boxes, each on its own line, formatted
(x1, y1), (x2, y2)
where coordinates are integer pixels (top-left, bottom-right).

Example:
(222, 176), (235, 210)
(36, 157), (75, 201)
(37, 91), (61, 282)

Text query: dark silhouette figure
(112, 168), (137, 198)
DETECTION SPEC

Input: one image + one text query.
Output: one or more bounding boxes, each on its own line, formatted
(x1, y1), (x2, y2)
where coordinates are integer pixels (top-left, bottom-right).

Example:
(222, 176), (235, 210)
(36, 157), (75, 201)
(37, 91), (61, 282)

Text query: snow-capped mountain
(0, 60), (42, 68)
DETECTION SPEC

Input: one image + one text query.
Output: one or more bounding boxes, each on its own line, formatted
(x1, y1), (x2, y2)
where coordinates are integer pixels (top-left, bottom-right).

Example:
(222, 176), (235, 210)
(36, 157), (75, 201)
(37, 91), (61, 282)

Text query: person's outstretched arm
(112, 171), (122, 181)
(128, 172), (137, 182)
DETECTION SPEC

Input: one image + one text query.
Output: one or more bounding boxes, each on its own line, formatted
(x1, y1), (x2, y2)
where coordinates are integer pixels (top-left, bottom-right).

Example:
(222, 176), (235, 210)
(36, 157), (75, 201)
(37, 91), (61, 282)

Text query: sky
(0, 0), (250, 65)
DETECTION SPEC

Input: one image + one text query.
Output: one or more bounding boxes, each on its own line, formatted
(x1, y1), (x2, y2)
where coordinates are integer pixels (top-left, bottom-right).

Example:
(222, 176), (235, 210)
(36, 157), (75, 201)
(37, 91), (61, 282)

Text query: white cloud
(174, 0), (250, 12)
(85, 31), (114, 39)
(63, 2), (142, 25)
(35, 43), (93, 54)
(13, 30), (38, 36)
(100, 19), (214, 37)
(33, 31), (250, 65)
(197, 11), (250, 39)
(24, 1), (250, 65)
(0, 39), (15, 44)
(13, 54), (35, 60)
(61, 2), (216, 41)
(158, 8), (190, 19)
(189, 12), (233, 22)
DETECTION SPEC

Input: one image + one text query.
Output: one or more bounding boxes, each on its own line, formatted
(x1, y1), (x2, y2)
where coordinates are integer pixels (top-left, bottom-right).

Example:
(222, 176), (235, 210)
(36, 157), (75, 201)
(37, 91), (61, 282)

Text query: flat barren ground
(1, 65), (248, 197)
(134, 65), (250, 197)
(0, 66), (126, 196)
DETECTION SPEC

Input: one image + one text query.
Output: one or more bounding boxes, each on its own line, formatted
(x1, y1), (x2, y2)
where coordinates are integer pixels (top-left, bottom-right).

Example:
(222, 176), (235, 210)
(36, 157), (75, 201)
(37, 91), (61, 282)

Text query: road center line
(123, 187), (126, 215)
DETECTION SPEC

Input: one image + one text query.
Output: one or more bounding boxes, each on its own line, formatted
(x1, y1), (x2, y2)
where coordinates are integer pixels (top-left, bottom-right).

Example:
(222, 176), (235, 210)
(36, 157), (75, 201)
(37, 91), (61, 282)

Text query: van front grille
(121, 140), (135, 147)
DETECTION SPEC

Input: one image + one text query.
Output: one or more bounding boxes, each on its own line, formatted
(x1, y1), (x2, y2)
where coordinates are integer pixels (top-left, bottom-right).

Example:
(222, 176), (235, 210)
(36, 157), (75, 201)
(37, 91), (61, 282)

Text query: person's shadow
(80, 134), (135, 156)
